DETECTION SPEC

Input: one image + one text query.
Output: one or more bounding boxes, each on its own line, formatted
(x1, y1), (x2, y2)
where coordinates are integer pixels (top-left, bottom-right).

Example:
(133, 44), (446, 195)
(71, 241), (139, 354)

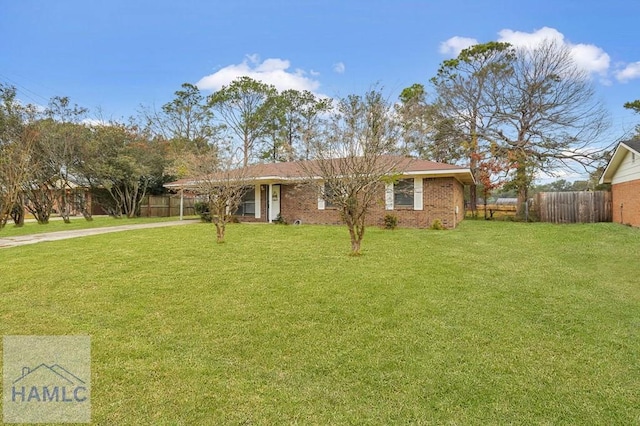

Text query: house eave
(164, 169), (475, 190)
(599, 142), (640, 184)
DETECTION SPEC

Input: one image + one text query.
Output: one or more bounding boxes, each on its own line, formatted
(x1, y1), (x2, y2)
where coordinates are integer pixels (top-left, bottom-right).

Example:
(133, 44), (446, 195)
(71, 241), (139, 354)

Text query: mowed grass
(0, 221), (638, 424)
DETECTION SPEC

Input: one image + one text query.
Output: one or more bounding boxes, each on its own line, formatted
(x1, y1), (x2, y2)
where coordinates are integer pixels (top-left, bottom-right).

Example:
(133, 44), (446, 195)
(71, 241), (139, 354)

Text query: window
(235, 188), (255, 216)
(394, 179), (414, 207)
(324, 182), (336, 208)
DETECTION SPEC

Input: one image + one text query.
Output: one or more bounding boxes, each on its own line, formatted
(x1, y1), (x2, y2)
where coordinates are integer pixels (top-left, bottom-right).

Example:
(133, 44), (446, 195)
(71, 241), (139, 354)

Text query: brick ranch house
(165, 156), (474, 229)
(599, 138), (640, 226)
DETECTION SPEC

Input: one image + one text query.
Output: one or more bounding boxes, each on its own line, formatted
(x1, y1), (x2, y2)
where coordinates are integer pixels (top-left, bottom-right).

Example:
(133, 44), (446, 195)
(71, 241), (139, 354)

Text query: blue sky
(2, 0), (639, 144)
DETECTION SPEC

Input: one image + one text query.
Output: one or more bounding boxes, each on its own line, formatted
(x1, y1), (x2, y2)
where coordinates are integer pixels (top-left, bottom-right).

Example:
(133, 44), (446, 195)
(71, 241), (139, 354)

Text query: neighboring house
(599, 138), (640, 226)
(165, 156), (474, 229)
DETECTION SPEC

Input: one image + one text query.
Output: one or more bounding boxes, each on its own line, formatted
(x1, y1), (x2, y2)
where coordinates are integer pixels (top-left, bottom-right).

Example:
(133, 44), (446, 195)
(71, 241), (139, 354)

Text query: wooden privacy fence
(535, 191), (611, 223)
(140, 195), (196, 217)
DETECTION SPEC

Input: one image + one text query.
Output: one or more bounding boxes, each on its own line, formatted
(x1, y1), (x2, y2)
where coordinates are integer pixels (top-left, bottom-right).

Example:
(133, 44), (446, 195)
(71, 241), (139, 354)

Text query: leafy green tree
(261, 89), (331, 162)
(208, 77), (276, 167)
(84, 122), (164, 218)
(431, 42), (515, 216)
(624, 100), (640, 136)
(143, 83), (219, 177)
(0, 84), (37, 228)
(624, 100), (640, 114)
(396, 83), (464, 163)
(38, 96), (91, 222)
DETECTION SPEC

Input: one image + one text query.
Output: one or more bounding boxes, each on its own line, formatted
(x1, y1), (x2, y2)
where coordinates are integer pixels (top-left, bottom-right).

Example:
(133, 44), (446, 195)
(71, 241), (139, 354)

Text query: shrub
(383, 214), (398, 230)
(194, 202), (212, 223)
(430, 219), (445, 230)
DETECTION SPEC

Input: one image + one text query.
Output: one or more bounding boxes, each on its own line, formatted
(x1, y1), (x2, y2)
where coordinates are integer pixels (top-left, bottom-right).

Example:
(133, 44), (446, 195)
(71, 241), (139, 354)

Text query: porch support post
(268, 184), (273, 222)
(179, 188), (184, 220)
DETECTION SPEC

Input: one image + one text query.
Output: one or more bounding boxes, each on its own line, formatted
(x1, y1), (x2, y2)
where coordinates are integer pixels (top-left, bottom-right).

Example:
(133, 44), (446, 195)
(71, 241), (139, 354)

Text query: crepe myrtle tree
(186, 146), (252, 243)
(303, 87), (404, 255)
(85, 122), (162, 218)
(0, 84), (38, 228)
(38, 96), (90, 223)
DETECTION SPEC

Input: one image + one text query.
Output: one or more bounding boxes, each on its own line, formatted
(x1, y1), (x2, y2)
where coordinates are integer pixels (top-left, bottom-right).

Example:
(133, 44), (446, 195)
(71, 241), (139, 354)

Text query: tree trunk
(78, 190), (93, 221)
(515, 165), (529, 220)
(469, 184), (477, 218)
(347, 220), (365, 256)
(215, 222), (226, 243)
(468, 123), (478, 218)
(11, 202), (25, 227)
(350, 238), (361, 255)
(59, 190), (71, 223)
(483, 189), (488, 220)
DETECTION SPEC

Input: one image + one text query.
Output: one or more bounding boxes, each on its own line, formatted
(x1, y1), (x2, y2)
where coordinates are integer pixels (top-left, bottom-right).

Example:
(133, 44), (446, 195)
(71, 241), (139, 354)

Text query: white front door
(269, 184), (281, 222)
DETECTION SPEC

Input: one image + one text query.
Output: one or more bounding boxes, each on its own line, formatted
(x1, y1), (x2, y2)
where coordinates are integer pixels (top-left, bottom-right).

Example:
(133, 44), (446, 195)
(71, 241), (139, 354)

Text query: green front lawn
(1, 221), (638, 424)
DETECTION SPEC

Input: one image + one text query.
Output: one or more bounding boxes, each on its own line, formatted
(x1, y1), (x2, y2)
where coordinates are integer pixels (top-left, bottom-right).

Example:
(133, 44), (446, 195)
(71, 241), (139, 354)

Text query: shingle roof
(165, 155), (474, 188)
(623, 138), (640, 154)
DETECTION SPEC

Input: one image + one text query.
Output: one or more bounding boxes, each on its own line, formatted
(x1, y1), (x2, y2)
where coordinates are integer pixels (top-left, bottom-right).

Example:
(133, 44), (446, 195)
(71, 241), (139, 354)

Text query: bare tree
(493, 40), (610, 218)
(303, 88), (404, 255)
(185, 147), (252, 243)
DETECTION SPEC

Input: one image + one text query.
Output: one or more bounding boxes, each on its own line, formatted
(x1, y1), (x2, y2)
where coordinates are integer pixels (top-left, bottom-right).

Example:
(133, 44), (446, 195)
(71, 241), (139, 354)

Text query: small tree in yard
(476, 147), (510, 219)
(0, 84), (38, 228)
(186, 147), (251, 243)
(303, 88), (404, 255)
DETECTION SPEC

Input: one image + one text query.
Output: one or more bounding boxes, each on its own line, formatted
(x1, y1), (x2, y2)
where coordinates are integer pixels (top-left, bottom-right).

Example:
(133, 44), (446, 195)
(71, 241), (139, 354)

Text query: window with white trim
(235, 188), (255, 216)
(393, 179), (414, 208)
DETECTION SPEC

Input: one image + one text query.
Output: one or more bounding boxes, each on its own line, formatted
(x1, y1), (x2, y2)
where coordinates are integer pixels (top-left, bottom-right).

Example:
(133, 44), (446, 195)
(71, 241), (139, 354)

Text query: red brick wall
(280, 184), (343, 225)
(612, 180), (640, 226)
(275, 177), (465, 229)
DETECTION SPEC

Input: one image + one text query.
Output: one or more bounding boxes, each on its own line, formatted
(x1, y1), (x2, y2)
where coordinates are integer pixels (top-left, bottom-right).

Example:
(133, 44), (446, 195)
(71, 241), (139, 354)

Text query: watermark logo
(3, 336), (91, 423)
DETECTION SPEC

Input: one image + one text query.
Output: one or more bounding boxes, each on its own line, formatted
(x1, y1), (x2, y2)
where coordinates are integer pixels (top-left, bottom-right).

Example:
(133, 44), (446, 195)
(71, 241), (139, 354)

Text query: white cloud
(81, 118), (109, 126)
(615, 62), (640, 83)
(441, 27), (611, 78)
(568, 44), (610, 76)
(497, 27), (610, 76)
(497, 27), (565, 48)
(196, 54), (321, 93)
(333, 62), (345, 74)
(439, 36), (478, 56)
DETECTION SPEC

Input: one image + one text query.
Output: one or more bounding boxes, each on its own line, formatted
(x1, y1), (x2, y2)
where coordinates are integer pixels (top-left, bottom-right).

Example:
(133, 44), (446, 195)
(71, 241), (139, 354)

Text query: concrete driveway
(0, 220), (199, 249)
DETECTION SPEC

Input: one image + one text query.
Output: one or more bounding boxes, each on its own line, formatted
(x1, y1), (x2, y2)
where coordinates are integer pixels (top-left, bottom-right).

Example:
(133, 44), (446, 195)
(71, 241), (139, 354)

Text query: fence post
(179, 189), (184, 221)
